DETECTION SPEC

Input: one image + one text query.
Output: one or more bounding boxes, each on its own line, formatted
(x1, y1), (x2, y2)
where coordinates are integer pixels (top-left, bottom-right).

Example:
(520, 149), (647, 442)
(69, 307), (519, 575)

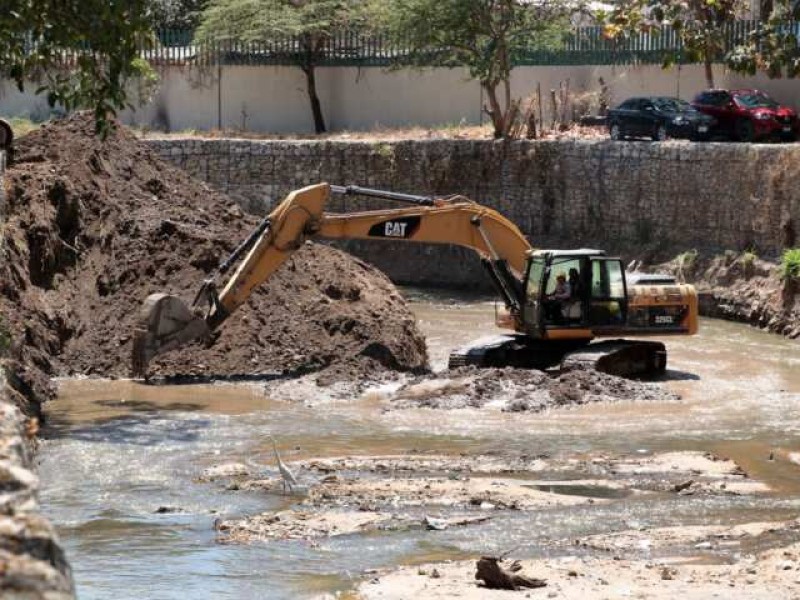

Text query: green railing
(107, 20), (799, 67)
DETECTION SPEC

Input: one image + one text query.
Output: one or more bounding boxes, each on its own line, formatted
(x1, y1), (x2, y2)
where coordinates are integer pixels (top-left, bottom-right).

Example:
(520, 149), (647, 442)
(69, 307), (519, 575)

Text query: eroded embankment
(655, 252), (800, 339)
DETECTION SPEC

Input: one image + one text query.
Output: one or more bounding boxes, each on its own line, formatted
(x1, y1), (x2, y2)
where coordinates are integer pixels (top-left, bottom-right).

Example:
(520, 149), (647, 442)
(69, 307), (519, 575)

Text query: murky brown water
(39, 289), (800, 599)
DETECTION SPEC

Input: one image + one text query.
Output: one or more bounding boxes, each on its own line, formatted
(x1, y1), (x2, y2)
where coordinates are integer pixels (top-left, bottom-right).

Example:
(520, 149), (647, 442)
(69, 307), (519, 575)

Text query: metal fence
(104, 20), (788, 68)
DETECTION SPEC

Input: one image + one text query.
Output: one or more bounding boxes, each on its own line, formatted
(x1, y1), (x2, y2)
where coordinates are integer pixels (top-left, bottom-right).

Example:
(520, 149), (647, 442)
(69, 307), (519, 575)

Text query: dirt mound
(0, 113), (428, 409)
(390, 367), (678, 411)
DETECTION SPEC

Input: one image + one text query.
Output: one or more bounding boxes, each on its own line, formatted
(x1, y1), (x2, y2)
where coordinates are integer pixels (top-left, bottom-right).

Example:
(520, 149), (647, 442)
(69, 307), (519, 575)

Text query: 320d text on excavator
(132, 183), (698, 379)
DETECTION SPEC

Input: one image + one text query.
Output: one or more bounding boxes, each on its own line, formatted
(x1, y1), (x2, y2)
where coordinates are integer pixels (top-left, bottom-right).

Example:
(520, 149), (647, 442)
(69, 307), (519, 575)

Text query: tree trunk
(483, 82), (505, 138)
(302, 65), (326, 134)
(704, 54), (714, 89)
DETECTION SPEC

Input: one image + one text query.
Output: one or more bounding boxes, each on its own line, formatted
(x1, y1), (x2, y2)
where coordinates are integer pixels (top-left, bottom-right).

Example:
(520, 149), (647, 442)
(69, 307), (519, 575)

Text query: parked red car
(692, 89), (798, 142)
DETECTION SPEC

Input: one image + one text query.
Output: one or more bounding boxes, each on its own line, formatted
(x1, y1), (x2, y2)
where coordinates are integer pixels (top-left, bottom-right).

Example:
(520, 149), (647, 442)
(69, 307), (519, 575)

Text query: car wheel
(652, 124), (668, 142)
(735, 119), (755, 142)
(609, 123), (623, 141)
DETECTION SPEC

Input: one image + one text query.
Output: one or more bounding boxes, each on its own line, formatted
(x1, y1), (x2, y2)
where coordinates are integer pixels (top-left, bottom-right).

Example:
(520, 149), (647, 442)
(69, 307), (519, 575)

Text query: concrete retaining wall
(2, 64), (800, 134)
(147, 137), (800, 287)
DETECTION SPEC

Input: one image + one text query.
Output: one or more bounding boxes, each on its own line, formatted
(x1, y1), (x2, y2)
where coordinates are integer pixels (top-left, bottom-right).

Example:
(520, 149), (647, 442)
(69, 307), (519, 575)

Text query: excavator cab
(522, 250), (629, 339)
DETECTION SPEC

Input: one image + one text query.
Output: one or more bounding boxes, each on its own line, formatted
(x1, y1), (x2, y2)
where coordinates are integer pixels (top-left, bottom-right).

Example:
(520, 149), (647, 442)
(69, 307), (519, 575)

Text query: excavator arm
(131, 183), (532, 378)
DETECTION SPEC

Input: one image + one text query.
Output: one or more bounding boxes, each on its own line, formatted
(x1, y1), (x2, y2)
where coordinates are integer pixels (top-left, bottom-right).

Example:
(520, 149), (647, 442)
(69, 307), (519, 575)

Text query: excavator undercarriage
(448, 335), (667, 378)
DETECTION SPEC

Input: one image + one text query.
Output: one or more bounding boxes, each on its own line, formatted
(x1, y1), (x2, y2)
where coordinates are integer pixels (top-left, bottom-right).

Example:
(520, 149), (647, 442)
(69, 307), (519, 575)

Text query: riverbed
(38, 289), (800, 599)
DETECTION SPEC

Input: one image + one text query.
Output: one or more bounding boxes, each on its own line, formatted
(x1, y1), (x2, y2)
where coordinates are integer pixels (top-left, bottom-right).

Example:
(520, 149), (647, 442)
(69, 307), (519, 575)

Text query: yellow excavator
(132, 183), (698, 379)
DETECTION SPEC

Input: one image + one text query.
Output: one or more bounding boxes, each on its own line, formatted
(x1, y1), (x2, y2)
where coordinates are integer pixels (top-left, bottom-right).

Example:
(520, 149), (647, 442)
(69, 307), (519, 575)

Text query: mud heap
(390, 366), (679, 411)
(0, 113), (428, 410)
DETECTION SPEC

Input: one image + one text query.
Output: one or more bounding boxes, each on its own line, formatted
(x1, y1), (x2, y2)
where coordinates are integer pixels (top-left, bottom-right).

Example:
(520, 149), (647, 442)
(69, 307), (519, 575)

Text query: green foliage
(780, 248), (800, 280)
(196, 0), (363, 132)
(599, 0), (744, 87)
(369, 0), (576, 138)
(726, 1), (800, 78)
(0, 1), (157, 134)
(369, 0), (570, 79)
(742, 249), (757, 268)
(601, 0), (800, 82)
(372, 142), (394, 159)
(676, 249), (698, 270)
(197, 0), (362, 48)
(152, 0), (210, 29)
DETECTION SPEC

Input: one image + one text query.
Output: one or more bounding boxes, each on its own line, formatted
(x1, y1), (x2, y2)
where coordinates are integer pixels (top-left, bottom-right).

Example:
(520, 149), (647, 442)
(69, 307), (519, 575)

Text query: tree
(0, 1), (156, 133)
(370, 0), (575, 139)
(196, 0), (362, 134)
(727, 0), (800, 78)
(599, 0), (744, 89)
(152, 0), (210, 29)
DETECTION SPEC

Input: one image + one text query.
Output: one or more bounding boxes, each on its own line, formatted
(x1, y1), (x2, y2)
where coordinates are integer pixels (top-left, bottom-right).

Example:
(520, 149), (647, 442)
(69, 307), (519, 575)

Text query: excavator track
(448, 335), (587, 371)
(448, 336), (666, 379)
(560, 340), (667, 378)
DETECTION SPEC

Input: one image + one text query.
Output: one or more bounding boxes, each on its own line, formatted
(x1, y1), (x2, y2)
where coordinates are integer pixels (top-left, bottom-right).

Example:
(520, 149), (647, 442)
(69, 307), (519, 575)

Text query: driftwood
(475, 556), (547, 590)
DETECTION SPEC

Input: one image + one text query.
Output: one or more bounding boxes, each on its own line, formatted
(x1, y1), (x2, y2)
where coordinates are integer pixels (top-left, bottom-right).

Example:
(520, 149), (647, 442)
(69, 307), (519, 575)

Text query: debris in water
(475, 556), (547, 590)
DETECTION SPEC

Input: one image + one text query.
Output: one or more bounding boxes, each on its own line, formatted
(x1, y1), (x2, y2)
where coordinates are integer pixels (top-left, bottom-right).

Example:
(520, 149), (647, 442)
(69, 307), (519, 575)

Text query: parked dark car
(692, 89), (799, 142)
(607, 97), (715, 141)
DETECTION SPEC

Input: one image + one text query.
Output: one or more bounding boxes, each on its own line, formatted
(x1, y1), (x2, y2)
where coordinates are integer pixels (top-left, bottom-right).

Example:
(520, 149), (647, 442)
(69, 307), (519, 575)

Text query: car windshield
(652, 98), (694, 112)
(735, 93), (779, 109)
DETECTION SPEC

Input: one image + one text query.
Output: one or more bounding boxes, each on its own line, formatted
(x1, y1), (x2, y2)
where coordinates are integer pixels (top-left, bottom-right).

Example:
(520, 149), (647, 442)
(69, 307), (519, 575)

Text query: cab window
(589, 259), (626, 326)
(545, 258), (581, 296)
(526, 258), (545, 301)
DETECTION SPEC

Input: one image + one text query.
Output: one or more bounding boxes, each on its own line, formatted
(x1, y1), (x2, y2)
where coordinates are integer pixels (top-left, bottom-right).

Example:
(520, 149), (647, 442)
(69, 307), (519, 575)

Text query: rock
(424, 516), (449, 531)
(695, 541), (713, 550)
(661, 566), (678, 580)
(475, 557), (547, 591)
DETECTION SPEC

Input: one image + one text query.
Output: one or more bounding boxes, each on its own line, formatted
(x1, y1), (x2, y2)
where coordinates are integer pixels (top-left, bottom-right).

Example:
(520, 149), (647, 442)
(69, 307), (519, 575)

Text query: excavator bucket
(131, 293), (211, 379)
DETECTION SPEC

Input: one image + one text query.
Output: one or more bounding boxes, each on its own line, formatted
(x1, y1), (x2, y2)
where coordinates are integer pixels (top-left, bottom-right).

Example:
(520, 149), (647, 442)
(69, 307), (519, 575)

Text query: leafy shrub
(676, 249), (698, 270)
(780, 248), (800, 280)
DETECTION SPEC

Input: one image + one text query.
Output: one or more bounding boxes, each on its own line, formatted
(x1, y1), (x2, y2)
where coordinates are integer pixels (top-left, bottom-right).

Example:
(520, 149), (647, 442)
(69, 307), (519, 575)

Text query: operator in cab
(545, 272), (571, 322)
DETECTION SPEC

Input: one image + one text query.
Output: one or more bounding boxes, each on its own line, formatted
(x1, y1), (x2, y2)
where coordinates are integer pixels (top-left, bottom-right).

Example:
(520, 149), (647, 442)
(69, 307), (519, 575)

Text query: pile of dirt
(0, 113), (428, 411)
(389, 367), (679, 411)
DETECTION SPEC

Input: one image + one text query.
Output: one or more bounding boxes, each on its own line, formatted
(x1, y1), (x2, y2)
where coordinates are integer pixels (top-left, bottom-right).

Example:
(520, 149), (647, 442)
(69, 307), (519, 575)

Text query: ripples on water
(38, 292), (800, 599)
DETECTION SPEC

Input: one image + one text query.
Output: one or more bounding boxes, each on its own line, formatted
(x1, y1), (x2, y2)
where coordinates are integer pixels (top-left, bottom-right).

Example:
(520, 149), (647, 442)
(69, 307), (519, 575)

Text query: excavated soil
(388, 366), (679, 411)
(0, 113), (428, 411)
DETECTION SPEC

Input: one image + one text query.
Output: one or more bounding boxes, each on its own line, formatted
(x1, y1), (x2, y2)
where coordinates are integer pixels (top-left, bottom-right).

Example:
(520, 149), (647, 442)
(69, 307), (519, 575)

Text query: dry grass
(139, 121), (609, 142)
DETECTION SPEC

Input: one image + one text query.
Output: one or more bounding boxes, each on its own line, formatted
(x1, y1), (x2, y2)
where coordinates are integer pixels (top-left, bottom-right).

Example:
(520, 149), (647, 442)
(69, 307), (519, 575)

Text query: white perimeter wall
(1, 64), (799, 134)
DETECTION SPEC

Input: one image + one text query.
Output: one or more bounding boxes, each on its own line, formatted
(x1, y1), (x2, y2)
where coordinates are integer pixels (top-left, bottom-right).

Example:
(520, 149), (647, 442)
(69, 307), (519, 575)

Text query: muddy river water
(38, 289), (800, 599)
